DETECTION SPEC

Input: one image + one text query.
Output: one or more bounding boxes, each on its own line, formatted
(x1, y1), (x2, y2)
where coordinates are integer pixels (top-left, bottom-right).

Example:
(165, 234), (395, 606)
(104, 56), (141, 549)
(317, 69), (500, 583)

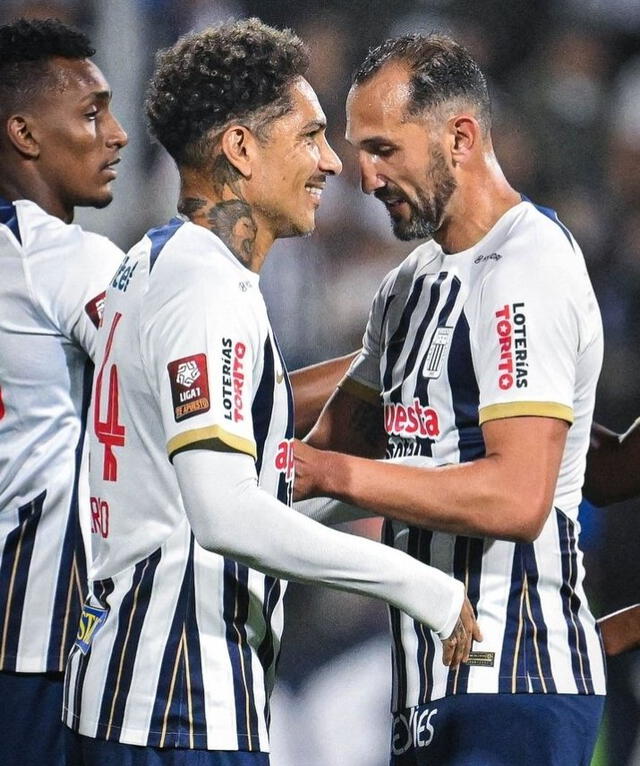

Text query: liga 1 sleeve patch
(84, 290), (106, 329)
(167, 353), (211, 422)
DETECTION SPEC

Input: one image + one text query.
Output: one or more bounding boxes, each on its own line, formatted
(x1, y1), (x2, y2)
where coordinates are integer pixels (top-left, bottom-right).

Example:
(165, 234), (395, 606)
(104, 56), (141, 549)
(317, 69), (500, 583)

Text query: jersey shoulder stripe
(148, 217), (185, 273)
(0, 197), (21, 244)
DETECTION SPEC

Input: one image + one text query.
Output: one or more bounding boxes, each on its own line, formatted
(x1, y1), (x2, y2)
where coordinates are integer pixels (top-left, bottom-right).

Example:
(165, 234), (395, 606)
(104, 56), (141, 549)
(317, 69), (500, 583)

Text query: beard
(376, 146), (456, 242)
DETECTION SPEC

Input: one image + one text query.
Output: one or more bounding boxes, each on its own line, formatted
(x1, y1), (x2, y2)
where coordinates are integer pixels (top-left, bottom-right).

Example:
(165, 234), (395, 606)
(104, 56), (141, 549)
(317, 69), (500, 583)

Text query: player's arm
(290, 351), (359, 437)
(584, 419), (640, 506)
(598, 605), (640, 656)
(174, 448), (481, 665)
(295, 414), (568, 543)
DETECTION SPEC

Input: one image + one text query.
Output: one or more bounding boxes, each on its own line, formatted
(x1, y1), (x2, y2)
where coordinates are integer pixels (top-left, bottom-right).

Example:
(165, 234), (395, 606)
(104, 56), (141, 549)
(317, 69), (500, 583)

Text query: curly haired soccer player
(62, 19), (478, 765)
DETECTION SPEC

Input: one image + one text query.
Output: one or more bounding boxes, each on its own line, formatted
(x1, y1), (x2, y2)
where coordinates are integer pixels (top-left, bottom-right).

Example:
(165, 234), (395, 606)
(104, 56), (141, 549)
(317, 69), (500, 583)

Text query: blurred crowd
(2, 0), (640, 763)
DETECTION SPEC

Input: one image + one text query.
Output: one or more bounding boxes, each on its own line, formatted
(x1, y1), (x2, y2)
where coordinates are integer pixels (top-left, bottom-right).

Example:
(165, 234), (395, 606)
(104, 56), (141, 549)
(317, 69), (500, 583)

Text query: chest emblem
(421, 326), (453, 379)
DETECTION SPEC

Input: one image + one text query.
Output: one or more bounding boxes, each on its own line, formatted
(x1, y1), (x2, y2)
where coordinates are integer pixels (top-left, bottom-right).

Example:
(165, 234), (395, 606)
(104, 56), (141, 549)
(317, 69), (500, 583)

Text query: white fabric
(0, 198), (122, 672)
(175, 448), (463, 639)
(346, 199), (606, 707)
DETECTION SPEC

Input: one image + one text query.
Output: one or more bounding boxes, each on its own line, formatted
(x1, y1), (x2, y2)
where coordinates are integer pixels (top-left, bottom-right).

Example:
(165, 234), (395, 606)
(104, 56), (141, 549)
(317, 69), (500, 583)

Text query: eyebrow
(300, 119), (326, 133)
(83, 89), (112, 104)
(358, 136), (396, 150)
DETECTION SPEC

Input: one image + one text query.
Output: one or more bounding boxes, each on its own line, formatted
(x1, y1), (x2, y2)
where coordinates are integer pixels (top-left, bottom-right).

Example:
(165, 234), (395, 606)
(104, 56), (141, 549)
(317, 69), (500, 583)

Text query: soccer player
(294, 34), (606, 765)
(62, 20), (478, 764)
(0, 17), (127, 766)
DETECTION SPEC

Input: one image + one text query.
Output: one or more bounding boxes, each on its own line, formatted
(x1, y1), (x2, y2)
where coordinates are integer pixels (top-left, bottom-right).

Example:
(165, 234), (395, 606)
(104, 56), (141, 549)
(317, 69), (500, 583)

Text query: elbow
(499, 497), (550, 544)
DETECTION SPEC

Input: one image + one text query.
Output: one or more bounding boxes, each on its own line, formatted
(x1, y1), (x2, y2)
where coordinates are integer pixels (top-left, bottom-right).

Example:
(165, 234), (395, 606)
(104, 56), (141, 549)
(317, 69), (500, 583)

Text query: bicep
(305, 386), (386, 458)
(290, 351), (359, 438)
(482, 415), (569, 527)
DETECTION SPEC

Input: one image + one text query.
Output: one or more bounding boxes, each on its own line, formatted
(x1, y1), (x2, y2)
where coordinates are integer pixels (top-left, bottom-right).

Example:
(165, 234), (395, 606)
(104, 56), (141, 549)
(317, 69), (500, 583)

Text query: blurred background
(3, 0), (639, 763)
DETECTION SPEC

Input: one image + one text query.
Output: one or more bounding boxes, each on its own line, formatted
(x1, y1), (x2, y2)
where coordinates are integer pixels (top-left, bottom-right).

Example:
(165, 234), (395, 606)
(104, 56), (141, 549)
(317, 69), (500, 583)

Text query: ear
(448, 115), (480, 166)
(6, 114), (40, 159)
(219, 124), (258, 179)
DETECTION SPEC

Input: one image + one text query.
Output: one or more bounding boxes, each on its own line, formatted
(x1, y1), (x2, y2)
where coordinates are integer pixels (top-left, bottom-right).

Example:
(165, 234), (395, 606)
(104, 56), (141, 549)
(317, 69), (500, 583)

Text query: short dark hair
(0, 18), (95, 113)
(145, 17), (310, 167)
(353, 34), (491, 132)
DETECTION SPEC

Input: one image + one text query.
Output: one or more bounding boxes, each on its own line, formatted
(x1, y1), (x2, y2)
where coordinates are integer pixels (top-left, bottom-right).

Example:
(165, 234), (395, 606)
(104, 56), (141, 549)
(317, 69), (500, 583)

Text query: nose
(359, 153), (385, 195)
(318, 135), (342, 176)
(106, 110), (128, 149)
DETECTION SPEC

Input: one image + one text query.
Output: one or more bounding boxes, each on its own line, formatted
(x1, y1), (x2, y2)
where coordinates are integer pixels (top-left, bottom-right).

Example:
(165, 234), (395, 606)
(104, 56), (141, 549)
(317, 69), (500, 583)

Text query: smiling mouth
(305, 183), (325, 205)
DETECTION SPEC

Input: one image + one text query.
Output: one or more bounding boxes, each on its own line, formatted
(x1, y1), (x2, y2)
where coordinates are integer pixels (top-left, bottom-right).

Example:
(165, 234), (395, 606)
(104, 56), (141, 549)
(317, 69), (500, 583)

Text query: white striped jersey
(0, 197), (123, 672)
(344, 199), (606, 710)
(63, 218), (294, 751)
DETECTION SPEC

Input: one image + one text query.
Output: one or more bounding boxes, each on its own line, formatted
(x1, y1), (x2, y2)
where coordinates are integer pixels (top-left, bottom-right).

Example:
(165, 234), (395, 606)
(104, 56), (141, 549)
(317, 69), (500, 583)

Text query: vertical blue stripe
(383, 520), (406, 711)
(147, 536), (207, 748)
(95, 549), (162, 740)
(390, 273), (447, 402)
(412, 529), (436, 706)
(499, 547), (527, 693)
(222, 559), (260, 751)
(447, 310), (485, 462)
(556, 510), (594, 694)
(0, 197), (21, 244)
(382, 275), (427, 393)
(251, 338), (275, 477)
(48, 359), (93, 670)
(522, 545), (557, 693)
(0, 490), (46, 670)
(147, 217), (184, 273)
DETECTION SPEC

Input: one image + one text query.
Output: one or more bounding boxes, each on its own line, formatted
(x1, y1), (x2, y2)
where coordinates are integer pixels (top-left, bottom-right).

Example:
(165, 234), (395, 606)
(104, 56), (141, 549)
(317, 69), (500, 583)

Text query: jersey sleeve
(340, 269), (396, 404)
(141, 259), (261, 462)
(28, 230), (123, 359)
(472, 248), (580, 426)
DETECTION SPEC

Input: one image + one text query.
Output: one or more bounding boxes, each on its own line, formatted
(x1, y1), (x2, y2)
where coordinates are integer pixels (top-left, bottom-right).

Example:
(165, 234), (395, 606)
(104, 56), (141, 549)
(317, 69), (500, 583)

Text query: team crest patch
(75, 604), (108, 654)
(422, 327), (453, 379)
(84, 290), (106, 329)
(168, 354), (210, 422)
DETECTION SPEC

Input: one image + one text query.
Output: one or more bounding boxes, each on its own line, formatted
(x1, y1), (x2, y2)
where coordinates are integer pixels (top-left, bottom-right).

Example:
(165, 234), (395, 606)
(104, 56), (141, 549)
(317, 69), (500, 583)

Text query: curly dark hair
(146, 17), (309, 167)
(0, 18), (95, 113)
(353, 34), (491, 133)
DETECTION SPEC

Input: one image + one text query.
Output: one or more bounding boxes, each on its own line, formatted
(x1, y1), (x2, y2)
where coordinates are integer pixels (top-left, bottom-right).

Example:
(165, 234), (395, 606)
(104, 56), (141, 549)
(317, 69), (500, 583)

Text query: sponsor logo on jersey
(275, 438), (295, 481)
(168, 353), (210, 421)
(495, 302), (528, 390)
(422, 326), (453, 379)
(75, 604), (108, 655)
(221, 338), (246, 422)
(111, 254), (138, 292)
(392, 706), (438, 755)
(466, 650), (495, 667)
(90, 496), (110, 538)
(84, 290), (106, 329)
(385, 399), (440, 439)
(474, 252), (502, 264)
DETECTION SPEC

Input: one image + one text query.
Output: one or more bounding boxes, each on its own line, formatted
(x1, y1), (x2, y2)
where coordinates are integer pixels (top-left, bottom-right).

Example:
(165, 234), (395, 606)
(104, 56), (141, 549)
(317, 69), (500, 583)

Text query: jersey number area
(94, 311), (126, 481)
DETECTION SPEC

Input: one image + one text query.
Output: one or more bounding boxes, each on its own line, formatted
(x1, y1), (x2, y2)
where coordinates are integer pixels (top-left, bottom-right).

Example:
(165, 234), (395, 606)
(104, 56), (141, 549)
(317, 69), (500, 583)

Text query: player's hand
(293, 438), (332, 500)
(441, 596), (482, 667)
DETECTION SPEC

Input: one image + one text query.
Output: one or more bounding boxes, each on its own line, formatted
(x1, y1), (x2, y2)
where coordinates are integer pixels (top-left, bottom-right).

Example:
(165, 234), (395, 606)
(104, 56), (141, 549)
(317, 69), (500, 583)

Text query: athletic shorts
(0, 669), (66, 766)
(64, 730), (270, 766)
(389, 693), (605, 766)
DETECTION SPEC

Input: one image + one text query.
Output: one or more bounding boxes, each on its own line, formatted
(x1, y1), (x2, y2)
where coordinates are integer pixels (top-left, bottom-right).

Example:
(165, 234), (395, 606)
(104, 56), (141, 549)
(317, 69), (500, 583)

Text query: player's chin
(278, 213), (316, 239)
(77, 188), (115, 210)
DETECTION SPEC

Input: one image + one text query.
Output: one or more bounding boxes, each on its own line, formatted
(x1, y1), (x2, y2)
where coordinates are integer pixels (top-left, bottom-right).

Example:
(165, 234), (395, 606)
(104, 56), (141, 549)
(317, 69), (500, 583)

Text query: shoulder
(377, 241), (441, 300)
(479, 201), (586, 290)
(14, 199), (123, 265)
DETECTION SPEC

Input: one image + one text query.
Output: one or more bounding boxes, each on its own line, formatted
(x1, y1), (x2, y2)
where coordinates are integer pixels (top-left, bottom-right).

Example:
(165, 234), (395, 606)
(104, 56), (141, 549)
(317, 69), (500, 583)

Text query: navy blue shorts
(389, 693), (604, 765)
(0, 669), (65, 766)
(64, 730), (270, 766)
